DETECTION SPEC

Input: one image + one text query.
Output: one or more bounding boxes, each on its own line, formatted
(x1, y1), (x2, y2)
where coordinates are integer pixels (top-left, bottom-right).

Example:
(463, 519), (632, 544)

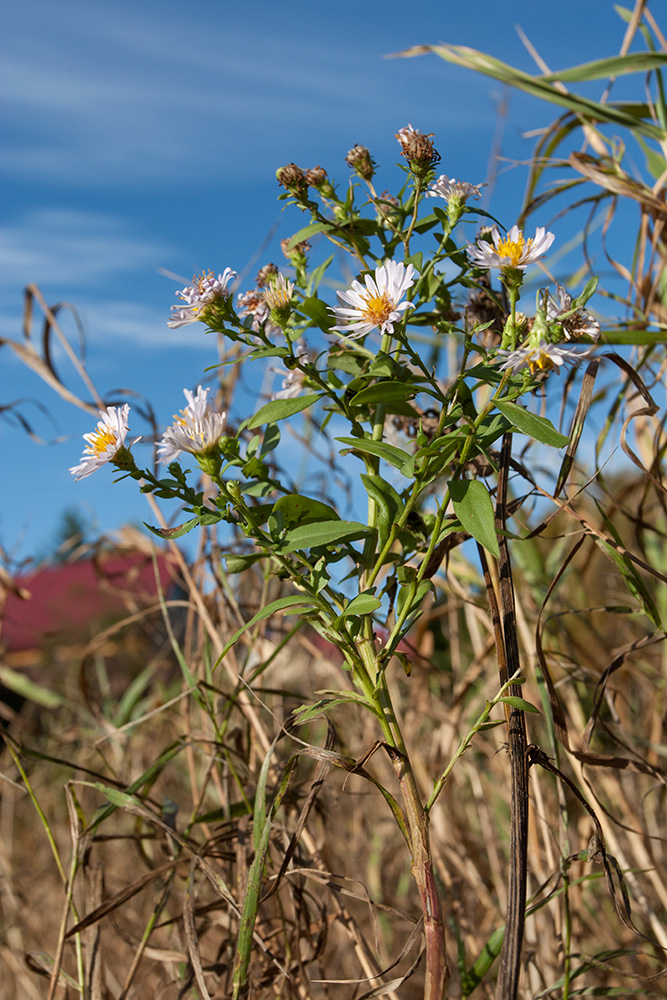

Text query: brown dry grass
(1, 495), (666, 998)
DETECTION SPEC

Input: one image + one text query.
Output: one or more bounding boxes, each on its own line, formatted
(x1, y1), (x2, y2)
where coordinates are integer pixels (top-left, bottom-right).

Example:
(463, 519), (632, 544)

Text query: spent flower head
(255, 263), (279, 288)
(330, 260), (415, 340)
(168, 268), (237, 329)
(547, 284), (600, 342)
(395, 123), (440, 176)
(158, 386), (226, 466)
(237, 288), (272, 333)
(70, 404), (136, 480)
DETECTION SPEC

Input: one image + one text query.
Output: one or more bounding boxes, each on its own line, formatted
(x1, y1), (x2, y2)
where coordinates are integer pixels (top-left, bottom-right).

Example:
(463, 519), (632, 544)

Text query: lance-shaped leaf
(217, 594), (321, 663)
(448, 479), (500, 559)
(495, 400), (569, 448)
(279, 520), (368, 554)
(244, 393), (323, 431)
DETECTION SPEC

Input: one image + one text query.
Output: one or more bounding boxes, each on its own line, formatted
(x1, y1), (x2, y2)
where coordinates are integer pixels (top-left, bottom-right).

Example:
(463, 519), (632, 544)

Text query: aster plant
(67, 118), (650, 1000)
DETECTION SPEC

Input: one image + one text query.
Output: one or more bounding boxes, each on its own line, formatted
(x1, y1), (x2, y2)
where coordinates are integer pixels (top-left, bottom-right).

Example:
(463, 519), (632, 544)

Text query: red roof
(1, 553), (180, 652)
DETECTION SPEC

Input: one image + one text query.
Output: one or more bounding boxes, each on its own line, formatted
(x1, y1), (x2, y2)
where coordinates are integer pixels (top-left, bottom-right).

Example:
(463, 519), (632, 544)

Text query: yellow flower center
(496, 233), (532, 267)
(86, 428), (117, 456)
(527, 350), (554, 374)
(264, 285), (291, 310)
(361, 291), (394, 325)
(194, 269), (215, 292)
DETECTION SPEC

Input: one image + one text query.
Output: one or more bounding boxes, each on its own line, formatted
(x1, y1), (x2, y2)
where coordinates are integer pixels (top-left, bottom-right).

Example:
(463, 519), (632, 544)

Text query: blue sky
(1, 0), (640, 563)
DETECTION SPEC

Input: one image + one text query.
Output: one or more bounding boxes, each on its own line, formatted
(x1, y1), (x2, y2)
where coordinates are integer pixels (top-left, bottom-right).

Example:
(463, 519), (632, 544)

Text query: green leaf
(327, 350), (367, 376)
(286, 221), (333, 247)
(244, 393), (322, 430)
(246, 346), (291, 361)
(292, 695), (368, 723)
(498, 696), (541, 714)
(298, 295), (334, 329)
(339, 591), (382, 617)
(495, 400), (569, 447)
(261, 422), (280, 456)
(279, 520), (368, 553)
(540, 51), (667, 84)
(448, 479), (500, 559)
(360, 473), (402, 551)
(0, 667), (65, 709)
(404, 43), (666, 140)
(350, 381), (417, 405)
(224, 553), (265, 574)
(336, 436), (414, 473)
(272, 494), (340, 529)
(594, 507), (661, 627)
(143, 517), (199, 539)
(216, 594), (320, 663)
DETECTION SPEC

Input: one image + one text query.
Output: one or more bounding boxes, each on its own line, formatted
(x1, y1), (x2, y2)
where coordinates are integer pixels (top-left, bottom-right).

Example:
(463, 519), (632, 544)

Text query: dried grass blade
(183, 863), (212, 1000)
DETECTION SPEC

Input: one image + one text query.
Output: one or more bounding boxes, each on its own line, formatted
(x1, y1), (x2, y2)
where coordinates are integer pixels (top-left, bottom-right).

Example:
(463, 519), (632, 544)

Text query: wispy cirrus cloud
(0, 208), (172, 289)
(2, 0), (483, 188)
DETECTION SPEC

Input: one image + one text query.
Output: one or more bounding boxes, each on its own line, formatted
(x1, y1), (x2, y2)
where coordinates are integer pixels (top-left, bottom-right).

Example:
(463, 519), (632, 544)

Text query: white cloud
(0, 208), (171, 289)
(1, 0), (486, 187)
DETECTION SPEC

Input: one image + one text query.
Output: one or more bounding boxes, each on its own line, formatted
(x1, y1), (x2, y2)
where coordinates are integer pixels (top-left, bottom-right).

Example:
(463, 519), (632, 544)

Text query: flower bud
(345, 144), (376, 181)
(304, 166), (334, 198)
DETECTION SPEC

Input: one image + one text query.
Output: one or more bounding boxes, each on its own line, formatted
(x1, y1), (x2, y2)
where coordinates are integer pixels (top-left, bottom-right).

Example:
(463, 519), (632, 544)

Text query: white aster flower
(70, 404), (133, 480)
(273, 344), (310, 399)
(168, 267), (237, 329)
(467, 225), (554, 271)
(546, 284), (600, 342)
(427, 174), (483, 204)
(330, 260), (415, 339)
(497, 339), (587, 375)
(158, 386), (226, 464)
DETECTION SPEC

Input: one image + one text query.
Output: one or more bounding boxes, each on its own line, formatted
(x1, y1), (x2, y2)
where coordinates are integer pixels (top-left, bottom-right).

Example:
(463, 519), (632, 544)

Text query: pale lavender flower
(497, 340), (587, 375)
(70, 405), (133, 480)
(158, 386), (226, 464)
(467, 225), (554, 271)
(330, 260), (415, 339)
(168, 268), (237, 329)
(427, 175), (483, 204)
